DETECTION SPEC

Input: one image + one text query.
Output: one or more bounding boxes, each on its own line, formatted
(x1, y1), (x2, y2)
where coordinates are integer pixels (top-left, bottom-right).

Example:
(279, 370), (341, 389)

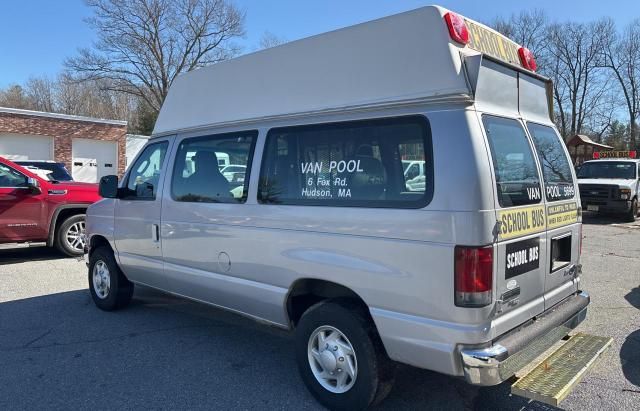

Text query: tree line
(1, 2), (637, 145)
(492, 10), (640, 149)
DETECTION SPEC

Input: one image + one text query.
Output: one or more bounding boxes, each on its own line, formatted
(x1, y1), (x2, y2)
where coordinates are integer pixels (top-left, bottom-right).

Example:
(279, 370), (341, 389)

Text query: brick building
(0, 107), (127, 182)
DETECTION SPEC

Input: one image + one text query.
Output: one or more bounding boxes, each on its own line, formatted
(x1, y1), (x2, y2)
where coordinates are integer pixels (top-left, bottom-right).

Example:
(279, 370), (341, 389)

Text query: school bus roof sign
(593, 150), (637, 159)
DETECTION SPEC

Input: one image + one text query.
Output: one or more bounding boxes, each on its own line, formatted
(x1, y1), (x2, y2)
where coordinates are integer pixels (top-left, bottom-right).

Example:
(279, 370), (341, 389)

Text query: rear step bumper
(460, 291), (589, 386)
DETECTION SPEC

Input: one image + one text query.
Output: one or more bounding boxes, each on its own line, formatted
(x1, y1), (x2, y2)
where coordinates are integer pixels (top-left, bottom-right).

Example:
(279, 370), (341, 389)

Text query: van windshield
(483, 115), (542, 207)
(527, 123), (576, 201)
(577, 162), (636, 179)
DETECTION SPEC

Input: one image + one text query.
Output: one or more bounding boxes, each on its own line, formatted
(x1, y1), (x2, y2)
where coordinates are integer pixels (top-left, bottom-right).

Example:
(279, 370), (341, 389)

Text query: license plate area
(587, 205), (599, 212)
(550, 234), (572, 272)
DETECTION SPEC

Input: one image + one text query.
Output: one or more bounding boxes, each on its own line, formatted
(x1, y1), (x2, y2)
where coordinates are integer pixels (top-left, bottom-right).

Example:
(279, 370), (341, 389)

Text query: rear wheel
(295, 300), (395, 410)
(625, 198), (638, 222)
(88, 246), (134, 311)
(54, 214), (86, 257)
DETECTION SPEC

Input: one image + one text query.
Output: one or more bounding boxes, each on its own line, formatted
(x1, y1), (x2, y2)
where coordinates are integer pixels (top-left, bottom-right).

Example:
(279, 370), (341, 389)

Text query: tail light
(454, 246), (493, 307)
(518, 47), (537, 72)
(444, 12), (469, 45)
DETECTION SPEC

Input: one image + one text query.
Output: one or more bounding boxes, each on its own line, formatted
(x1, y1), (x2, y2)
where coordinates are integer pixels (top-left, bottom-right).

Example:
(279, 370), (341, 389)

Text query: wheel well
(55, 208), (86, 227)
(48, 207), (87, 245)
(90, 235), (113, 255)
(286, 279), (371, 327)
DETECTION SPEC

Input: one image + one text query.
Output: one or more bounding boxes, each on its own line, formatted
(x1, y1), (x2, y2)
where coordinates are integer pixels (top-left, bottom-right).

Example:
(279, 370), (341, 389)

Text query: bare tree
(599, 18), (640, 150)
(491, 10), (549, 69)
(66, 0), (245, 114)
(0, 85), (33, 109)
(55, 74), (135, 121)
(258, 31), (286, 50)
(545, 20), (611, 139)
(25, 76), (56, 112)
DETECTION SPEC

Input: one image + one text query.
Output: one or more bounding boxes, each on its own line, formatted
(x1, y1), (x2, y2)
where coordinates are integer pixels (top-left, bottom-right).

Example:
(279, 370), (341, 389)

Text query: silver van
(85, 6), (610, 410)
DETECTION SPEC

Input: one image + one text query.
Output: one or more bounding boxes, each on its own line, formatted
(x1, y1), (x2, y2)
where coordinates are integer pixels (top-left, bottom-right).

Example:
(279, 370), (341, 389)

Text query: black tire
(88, 246), (134, 311)
(625, 198), (638, 222)
(295, 299), (396, 411)
(54, 214), (86, 257)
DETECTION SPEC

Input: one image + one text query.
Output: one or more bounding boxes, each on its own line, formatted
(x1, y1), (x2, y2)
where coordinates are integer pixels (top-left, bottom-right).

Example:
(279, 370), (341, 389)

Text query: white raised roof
(154, 5), (473, 135)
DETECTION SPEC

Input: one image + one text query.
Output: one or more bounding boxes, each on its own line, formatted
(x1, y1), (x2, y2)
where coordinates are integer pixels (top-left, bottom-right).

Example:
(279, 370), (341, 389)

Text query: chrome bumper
(460, 291), (589, 386)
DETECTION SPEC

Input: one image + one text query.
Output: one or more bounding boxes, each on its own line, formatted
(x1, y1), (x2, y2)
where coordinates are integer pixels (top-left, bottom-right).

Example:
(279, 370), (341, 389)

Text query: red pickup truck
(0, 156), (101, 256)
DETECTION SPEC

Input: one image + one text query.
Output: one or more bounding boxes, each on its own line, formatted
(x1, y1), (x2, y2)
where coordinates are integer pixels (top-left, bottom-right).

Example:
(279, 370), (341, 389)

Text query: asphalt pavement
(0, 215), (638, 410)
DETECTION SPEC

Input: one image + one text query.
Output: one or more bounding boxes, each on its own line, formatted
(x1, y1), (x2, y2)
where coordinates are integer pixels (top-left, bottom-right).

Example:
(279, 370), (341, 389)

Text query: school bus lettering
(498, 206), (546, 241)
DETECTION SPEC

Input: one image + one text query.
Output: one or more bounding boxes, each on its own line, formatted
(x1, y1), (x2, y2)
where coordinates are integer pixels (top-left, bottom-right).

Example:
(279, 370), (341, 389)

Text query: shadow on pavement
(621, 288), (640, 388)
(620, 329), (640, 388)
(0, 286), (565, 410)
(0, 246), (67, 265)
(581, 212), (629, 226)
(624, 287), (640, 309)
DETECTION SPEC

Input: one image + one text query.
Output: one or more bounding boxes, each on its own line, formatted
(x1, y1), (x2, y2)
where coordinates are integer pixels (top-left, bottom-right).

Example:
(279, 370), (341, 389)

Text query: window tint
(483, 116), (542, 207)
(0, 163), (28, 187)
(123, 142), (168, 200)
(527, 123), (576, 201)
(172, 131), (257, 203)
(577, 162), (637, 179)
(258, 116), (432, 208)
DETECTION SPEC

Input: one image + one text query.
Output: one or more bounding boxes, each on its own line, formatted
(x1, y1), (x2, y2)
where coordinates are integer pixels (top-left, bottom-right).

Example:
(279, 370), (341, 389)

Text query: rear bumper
(460, 291), (589, 386)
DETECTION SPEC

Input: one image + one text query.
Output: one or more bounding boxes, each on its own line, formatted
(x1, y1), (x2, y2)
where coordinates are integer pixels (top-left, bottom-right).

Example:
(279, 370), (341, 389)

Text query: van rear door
(526, 122), (580, 308)
(483, 115), (547, 331)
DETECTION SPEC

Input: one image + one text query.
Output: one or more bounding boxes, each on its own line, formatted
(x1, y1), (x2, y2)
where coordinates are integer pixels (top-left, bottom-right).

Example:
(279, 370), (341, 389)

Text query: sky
(0, 0), (639, 88)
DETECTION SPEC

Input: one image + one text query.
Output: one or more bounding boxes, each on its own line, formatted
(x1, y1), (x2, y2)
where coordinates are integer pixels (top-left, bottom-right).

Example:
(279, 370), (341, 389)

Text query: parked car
(220, 164), (247, 183)
(19, 165), (55, 181)
(14, 160), (74, 182)
(0, 156), (100, 256)
(577, 154), (640, 222)
(85, 6), (606, 410)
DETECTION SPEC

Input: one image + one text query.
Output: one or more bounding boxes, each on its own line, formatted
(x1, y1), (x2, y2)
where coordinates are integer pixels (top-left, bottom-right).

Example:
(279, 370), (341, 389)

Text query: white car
(220, 164), (246, 183)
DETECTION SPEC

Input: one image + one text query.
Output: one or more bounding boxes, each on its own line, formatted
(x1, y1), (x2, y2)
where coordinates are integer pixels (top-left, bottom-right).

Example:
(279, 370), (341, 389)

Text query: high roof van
(85, 5), (611, 409)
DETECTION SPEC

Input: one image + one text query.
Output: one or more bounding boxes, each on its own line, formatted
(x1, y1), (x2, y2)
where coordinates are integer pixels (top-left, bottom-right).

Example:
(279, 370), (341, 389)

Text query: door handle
(152, 224), (160, 242)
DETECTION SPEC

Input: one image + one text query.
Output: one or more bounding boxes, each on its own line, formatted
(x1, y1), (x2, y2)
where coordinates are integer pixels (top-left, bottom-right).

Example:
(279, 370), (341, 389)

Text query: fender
(46, 203), (90, 246)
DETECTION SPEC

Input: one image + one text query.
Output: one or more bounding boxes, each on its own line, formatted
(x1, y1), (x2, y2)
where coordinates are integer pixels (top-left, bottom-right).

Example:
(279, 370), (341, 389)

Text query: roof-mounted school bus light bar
(444, 11), (538, 72)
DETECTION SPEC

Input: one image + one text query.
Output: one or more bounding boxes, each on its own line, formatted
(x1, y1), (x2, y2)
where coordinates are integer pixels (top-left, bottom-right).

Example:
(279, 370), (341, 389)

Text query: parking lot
(0, 216), (638, 410)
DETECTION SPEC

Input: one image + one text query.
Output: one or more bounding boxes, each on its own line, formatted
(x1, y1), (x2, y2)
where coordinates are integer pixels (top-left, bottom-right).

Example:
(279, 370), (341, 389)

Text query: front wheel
(88, 246), (134, 311)
(295, 300), (395, 410)
(54, 214), (86, 257)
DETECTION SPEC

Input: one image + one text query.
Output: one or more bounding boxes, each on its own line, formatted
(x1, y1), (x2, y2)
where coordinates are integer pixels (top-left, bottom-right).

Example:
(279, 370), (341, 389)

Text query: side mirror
(26, 177), (42, 194)
(99, 175), (119, 198)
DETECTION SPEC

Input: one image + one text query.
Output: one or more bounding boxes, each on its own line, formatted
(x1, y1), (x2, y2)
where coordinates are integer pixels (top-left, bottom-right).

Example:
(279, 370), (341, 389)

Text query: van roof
(153, 5), (535, 137)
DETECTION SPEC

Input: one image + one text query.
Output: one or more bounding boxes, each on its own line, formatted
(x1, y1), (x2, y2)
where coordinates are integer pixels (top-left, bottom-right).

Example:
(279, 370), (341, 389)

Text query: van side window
(483, 116), (542, 207)
(171, 131), (257, 203)
(122, 142), (168, 200)
(258, 116), (432, 208)
(527, 123), (576, 201)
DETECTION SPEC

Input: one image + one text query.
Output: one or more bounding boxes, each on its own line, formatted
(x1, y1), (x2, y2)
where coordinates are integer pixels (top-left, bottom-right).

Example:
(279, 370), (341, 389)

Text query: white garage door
(72, 138), (118, 183)
(0, 133), (54, 160)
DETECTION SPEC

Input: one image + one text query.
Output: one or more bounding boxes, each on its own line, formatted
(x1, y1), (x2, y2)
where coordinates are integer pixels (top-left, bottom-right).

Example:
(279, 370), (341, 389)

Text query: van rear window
(527, 123), (576, 201)
(483, 116), (542, 207)
(258, 116), (433, 208)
